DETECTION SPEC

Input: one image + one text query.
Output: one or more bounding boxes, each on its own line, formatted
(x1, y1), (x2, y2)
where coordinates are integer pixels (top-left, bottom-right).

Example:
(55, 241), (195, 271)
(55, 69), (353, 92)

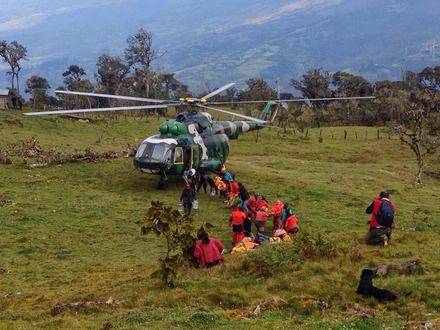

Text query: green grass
(0, 110), (439, 329)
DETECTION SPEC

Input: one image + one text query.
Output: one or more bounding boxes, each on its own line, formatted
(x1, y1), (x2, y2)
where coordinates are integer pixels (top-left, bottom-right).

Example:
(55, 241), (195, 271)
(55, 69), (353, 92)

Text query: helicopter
(25, 83), (374, 188)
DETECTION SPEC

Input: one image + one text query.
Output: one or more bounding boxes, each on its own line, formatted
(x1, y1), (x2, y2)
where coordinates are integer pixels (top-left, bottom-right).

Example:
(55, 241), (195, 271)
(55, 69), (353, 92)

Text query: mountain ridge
(1, 0), (439, 92)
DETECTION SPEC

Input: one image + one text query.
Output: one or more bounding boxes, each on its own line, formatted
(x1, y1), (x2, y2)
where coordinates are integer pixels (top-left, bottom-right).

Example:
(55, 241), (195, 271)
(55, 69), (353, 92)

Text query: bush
(239, 232), (338, 278)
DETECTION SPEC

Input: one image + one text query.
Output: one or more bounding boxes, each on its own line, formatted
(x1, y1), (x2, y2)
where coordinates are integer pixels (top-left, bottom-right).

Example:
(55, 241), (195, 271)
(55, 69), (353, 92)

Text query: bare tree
(0, 40), (28, 93)
(389, 68), (440, 184)
(125, 29), (164, 97)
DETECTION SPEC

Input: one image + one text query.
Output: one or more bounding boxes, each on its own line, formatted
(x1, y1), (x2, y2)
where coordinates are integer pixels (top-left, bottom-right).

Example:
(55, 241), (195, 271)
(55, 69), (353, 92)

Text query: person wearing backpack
(365, 191), (396, 246)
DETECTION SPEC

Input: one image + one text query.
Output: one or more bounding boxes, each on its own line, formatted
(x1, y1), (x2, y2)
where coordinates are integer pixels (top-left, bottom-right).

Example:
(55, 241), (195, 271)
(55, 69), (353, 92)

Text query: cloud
(0, 1), (125, 33)
(0, 13), (46, 32)
(243, 0), (342, 26)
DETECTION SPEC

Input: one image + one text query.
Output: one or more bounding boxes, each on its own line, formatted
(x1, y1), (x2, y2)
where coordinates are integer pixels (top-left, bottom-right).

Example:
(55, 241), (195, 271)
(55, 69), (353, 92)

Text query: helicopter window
(151, 144), (166, 161)
(173, 147), (184, 164)
(135, 143), (148, 158)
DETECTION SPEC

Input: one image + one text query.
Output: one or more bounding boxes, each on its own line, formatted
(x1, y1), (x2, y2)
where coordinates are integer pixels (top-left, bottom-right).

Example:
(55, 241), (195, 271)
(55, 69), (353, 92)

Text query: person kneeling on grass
(271, 200), (284, 232)
(284, 213), (300, 235)
(365, 191), (396, 246)
(193, 229), (224, 268)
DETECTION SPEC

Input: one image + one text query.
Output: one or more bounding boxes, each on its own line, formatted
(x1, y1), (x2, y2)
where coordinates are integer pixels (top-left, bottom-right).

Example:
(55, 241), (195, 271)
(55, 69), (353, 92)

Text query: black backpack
(377, 199), (394, 227)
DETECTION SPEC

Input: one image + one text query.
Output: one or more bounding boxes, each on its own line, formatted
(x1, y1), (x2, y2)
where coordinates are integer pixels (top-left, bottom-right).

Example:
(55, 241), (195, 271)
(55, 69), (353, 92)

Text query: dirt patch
(0, 151), (12, 165)
(404, 318), (440, 330)
(51, 296), (120, 316)
(0, 196), (11, 206)
(0, 137), (137, 168)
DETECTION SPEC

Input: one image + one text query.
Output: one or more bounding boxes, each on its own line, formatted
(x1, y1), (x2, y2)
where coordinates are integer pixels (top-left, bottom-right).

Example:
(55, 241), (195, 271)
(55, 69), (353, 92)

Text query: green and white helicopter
(25, 83), (374, 188)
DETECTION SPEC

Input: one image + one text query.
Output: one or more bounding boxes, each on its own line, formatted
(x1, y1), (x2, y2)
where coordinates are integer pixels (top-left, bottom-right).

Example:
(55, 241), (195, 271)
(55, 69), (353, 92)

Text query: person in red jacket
(271, 200), (284, 232)
(365, 191), (396, 246)
(256, 196), (270, 211)
(254, 206), (269, 233)
(284, 213), (300, 235)
(243, 192), (259, 214)
(193, 229), (224, 268)
(228, 181), (240, 205)
(229, 206), (247, 246)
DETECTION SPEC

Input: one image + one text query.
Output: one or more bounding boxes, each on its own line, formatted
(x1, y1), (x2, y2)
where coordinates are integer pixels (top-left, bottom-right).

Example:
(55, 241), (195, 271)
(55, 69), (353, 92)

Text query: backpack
(377, 199), (394, 227)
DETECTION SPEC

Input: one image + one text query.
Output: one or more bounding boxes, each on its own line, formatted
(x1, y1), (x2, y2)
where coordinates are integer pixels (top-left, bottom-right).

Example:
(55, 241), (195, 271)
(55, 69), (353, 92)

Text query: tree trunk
(10, 70), (15, 90)
(16, 71), (20, 94)
(416, 154), (423, 185)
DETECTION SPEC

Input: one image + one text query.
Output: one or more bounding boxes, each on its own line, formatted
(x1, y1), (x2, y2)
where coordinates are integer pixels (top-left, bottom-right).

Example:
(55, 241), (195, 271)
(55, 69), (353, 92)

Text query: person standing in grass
(365, 191), (396, 246)
(180, 183), (196, 216)
(193, 229), (224, 268)
(229, 205), (247, 246)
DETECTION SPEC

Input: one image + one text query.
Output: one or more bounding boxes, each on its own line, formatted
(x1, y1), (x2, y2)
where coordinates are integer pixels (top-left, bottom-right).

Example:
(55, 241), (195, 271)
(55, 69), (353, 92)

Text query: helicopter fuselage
(133, 110), (263, 179)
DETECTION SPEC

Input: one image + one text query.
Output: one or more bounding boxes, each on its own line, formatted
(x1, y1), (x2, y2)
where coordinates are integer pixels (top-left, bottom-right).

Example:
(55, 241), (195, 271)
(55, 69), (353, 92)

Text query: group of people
(183, 164), (397, 268)
(185, 165), (301, 268)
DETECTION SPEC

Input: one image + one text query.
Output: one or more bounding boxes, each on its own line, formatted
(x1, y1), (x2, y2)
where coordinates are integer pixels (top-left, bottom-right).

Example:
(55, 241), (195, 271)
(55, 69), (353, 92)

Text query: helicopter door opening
(173, 146), (184, 164)
(191, 145), (200, 169)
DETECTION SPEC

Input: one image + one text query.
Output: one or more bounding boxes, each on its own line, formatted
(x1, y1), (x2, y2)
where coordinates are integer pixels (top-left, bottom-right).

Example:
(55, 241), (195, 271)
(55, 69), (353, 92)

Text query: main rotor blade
(210, 96), (376, 105)
(202, 83), (235, 100)
(197, 105), (265, 124)
(24, 104), (172, 116)
(55, 90), (178, 104)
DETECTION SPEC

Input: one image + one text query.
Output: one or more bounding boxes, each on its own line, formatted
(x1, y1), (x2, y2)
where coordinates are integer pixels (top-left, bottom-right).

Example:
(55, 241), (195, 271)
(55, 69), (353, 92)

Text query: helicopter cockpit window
(135, 143), (148, 158)
(135, 142), (173, 162)
(173, 147), (184, 164)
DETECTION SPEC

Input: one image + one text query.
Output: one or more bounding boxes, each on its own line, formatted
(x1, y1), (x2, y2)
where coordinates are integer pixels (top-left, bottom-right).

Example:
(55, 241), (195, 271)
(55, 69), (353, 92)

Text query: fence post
(344, 130), (347, 140)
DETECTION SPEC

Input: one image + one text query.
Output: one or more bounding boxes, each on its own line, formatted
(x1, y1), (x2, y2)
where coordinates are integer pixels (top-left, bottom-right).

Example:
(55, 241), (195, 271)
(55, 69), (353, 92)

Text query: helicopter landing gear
(156, 171), (168, 190)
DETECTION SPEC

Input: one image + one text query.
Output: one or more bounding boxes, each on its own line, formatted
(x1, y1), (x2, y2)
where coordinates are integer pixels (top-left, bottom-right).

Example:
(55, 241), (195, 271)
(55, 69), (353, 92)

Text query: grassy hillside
(0, 110), (439, 329)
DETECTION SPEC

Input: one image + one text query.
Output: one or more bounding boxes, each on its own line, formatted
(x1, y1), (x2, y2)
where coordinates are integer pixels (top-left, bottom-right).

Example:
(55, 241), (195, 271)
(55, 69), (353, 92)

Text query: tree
(140, 201), (199, 287)
(291, 69), (332, 101)
(25, 75), (50, 109)
(331, 72), (374, 124)
(60, 65), (94, 109)
(238, 78), (277, 115)
(62, 65), (86, 84)
(387, 68), (440, 184)
(239, 78), (277, 101)
(157, 73), (189, 99)
(95, 54), (129, 95)
(0, 40), (28, 94)
(125, 29), (164, 97)
(291, 69), (332, 126)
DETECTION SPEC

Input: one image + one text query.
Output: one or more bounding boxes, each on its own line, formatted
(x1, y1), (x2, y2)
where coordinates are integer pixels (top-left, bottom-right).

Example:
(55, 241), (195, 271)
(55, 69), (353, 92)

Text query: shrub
(239, 232), (338, 278)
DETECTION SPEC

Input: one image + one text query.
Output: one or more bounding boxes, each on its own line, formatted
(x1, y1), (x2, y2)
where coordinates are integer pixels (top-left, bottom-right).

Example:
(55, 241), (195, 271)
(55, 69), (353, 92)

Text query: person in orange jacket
(365, 191), (396, 246)
(271, 200), (284, 232)
(229, 205), (247, 246)
(256, 196), (270, 211)
(284, 213), (300, 235)
(254, 205), (269, 233)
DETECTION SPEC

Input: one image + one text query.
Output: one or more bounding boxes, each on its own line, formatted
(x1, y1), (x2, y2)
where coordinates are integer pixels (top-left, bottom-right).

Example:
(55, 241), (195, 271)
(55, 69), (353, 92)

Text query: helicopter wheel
(156, 179), (168, 190)
(156, 172), (169, 190)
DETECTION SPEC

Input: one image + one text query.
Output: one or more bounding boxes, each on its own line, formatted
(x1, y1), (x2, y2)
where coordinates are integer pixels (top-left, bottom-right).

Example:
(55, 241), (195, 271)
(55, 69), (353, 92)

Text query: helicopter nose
(133, 158), (166, 173)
